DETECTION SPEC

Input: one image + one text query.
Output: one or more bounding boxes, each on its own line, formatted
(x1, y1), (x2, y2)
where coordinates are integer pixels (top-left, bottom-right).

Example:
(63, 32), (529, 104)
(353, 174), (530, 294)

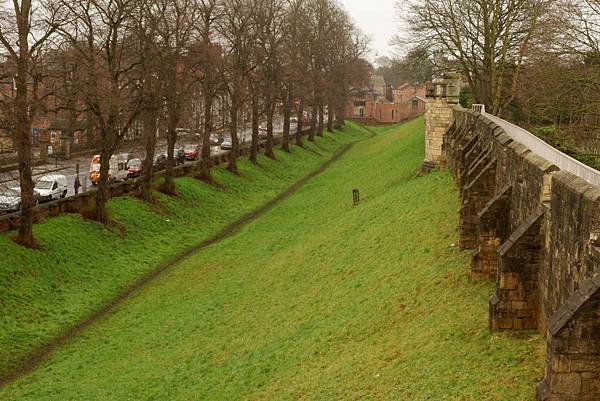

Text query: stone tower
(422, 72), (461, 172)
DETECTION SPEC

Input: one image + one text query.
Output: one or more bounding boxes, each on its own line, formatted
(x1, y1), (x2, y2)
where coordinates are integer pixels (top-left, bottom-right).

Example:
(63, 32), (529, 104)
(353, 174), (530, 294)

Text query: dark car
(153, 154), (167, 171)
(127, 158), (144, 178)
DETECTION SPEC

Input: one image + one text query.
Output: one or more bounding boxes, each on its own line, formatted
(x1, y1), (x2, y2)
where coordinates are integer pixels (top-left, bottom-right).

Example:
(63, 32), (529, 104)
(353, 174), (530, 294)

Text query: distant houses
(347, 74), (427, 124)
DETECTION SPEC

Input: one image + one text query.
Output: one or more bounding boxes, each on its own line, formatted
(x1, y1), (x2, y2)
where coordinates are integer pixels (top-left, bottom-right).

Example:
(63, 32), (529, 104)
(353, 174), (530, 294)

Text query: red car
(127, 158), (144, 178)
(184, 145), (200, 160)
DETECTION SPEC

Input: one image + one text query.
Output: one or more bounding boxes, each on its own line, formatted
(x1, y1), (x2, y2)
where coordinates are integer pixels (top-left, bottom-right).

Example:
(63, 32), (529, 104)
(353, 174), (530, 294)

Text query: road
(0, 118), (292, 202)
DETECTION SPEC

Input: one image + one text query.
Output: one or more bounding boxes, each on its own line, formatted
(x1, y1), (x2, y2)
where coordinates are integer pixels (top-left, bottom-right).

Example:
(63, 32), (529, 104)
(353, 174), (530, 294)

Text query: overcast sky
(339, 0), (399, 60)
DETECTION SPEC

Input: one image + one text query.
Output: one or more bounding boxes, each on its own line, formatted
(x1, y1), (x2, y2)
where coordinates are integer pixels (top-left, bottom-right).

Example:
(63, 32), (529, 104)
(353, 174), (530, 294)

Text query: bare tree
(219, 0), (254, 173)
(0, 0), (61, 246)
(133, 6), (163, 203)
(283, 0), (312, 147)
(400, 0), (550, 116)
(149, 0), (199, 195)
(195, 0), (222, 183)
(58, 0), (143, 223)
(253, 0), (286, 159)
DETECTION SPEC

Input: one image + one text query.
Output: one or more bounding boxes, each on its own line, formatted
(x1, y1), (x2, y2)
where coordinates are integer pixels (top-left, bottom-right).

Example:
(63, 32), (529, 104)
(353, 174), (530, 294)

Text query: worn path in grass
(0, 118), (544, 400)
(0, 128), (365, 384)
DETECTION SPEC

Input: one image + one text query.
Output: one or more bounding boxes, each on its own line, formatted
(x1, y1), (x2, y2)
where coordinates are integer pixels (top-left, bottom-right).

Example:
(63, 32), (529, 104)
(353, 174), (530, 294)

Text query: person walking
(74, 175), (81, 195)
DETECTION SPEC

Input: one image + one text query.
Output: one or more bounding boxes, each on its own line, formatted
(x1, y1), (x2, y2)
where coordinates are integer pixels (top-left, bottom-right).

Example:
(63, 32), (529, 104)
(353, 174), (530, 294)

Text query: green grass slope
(0, 128), (366, 381)
(0, 118), (544, 400)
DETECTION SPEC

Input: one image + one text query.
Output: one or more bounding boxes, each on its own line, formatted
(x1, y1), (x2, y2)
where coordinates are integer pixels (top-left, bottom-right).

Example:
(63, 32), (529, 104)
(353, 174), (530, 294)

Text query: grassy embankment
(0, 128), (366, 381)
(0, 118), (544, 400)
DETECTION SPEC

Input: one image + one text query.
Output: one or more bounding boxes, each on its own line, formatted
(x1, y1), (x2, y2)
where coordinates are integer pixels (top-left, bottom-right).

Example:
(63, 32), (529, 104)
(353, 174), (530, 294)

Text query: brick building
(393, 83), (427, 103)
(347, 75), (427, 124)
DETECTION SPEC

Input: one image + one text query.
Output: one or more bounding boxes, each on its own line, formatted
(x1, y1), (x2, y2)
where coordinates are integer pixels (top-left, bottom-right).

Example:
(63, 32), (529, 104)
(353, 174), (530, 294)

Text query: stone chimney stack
(422, 72), (460, 172)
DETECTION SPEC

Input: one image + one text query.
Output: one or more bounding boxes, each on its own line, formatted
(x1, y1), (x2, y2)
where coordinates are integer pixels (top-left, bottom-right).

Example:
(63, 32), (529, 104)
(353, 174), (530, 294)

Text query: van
(35, 174), (68, 202)
(89, 153), (130, 185)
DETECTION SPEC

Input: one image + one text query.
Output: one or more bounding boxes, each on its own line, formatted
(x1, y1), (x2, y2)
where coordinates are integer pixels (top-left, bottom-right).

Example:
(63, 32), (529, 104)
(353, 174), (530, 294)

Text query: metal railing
(471, 104), (486, 114)
(471, 105), (600, 187)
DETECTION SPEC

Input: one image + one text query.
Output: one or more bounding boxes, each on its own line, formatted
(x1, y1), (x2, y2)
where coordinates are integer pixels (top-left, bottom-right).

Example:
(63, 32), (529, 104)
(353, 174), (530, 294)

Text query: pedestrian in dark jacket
(74, 175), (81, 195)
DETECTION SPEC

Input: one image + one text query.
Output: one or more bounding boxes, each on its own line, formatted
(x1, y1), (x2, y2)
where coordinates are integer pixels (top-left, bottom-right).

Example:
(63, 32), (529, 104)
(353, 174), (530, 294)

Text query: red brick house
(393, 83), (427, 103)
(347, 75), (427, 124)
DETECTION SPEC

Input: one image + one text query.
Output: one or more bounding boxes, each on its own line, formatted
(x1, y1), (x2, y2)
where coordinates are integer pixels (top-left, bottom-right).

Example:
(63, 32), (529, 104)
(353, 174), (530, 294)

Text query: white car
(35, 174), (68, 203)
(220, 139), (233, 150)
(0, 187), (23, 212)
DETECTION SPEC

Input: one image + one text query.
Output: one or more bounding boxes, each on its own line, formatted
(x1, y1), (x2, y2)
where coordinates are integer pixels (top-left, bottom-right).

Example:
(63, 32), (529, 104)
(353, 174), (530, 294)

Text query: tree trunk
(295, 99), (304, 147)
(14, 58), (35, 246)
(162, 64), (179, 195)
(141, 108), (157, 202)
(264, 88), (276, 159)
(13, 21), (35, 247)
(334, 96), (345, 130)
(199, 89), (213, 183)
(308, 102), (317, 142)
(95, 142), (112, 224)
(162, 120), (177, 195)
(317, 101), (324, 137)
(327, 99), (334, 132)
(250, 89), (259, 162)
(281, 91), (291, 152)
(227, 78), (241, 174)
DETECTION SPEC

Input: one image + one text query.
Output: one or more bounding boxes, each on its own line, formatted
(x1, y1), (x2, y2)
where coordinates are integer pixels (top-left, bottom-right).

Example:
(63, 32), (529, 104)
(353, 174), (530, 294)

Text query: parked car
(220, 139), (233, 150)
(289, 116), (298, 124)
(127, 158), (144, 178)
(154, 154), (167, 171)
(0, 187), (25, 212)
(175, 149), (186, 165)
(209, 133), (222, 146)
(184, 144), (200, 160)
(34, 174), (68, 202)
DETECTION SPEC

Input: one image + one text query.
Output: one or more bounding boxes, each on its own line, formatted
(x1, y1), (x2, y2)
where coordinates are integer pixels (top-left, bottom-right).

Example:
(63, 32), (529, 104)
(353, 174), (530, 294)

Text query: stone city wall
(442, 108), (600, 401)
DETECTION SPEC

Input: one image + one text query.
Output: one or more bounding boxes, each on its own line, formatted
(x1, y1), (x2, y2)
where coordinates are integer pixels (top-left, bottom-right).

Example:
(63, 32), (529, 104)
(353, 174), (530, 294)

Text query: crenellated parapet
(442, 106), (600, 400)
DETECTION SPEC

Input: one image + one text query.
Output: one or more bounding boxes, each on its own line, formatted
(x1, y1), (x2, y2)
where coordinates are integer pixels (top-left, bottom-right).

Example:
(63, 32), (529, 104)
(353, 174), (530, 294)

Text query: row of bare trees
(0, 0), (368, 247)
(398, 0), (600, 163)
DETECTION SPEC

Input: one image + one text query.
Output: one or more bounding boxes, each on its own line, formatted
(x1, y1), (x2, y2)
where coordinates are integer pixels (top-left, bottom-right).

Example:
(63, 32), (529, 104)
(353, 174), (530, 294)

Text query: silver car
(0, 187), (22, 212)
(220, 139), (233, 150)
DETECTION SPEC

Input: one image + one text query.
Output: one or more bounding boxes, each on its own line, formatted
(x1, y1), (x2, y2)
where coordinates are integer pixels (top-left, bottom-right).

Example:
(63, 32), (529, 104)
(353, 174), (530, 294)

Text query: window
(412, 99), (419, 112)
(52, 182), (58, 190)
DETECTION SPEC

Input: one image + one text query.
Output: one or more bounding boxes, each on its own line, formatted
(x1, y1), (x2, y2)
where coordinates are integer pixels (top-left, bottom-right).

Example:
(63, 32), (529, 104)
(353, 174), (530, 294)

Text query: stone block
(500, 273), (519, 290)
(552, 354), (570, 373)
(551, 373), (582, 395)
